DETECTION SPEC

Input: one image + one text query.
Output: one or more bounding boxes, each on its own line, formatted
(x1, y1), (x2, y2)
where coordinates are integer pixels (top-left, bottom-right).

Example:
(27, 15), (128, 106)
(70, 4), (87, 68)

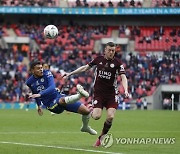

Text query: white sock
(64, 93), (82, 104)
(82, 113), (90, 128)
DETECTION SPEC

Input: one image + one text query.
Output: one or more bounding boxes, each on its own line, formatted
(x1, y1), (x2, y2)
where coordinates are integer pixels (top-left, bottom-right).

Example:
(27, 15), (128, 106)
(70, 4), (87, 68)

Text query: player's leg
(91, 95), (103, 120)
(65, 102), (97, 135)
(59, 84), (89, 105)
(91, 108), (102, 120)
(78, 104), (97, 135)
(101, 108), (116, 137)
(94, 95), (118, 147)
(94, 108), (116, 147)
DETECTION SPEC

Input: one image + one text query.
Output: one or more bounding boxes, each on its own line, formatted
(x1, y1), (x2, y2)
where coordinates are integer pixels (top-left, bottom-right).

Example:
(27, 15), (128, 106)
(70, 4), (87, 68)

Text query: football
(44, 25), (58, 39)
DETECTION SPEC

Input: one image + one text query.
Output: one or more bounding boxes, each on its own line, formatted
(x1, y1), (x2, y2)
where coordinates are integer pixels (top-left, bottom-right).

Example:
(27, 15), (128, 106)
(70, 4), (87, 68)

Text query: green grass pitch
(0, 109), (179, 154)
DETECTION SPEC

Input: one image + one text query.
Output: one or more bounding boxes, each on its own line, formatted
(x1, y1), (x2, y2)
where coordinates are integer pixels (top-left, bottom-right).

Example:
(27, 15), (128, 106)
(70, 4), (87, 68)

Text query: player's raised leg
(59, 84), (89, 105)
(78, 104), (97, 135)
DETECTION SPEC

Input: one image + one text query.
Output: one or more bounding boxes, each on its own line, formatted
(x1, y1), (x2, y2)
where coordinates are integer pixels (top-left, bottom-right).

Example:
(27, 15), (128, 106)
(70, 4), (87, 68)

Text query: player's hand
(27, 93), (32, 97)
(62, 72), (70, 80)
(124, 91), (129, 98)
(29, 94), (41, 99)
(37, 107), (43, 116)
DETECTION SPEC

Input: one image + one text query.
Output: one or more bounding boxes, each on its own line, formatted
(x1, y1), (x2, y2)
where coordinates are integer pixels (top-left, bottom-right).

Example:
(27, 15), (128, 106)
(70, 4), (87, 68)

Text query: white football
(44, 25), (58, 39)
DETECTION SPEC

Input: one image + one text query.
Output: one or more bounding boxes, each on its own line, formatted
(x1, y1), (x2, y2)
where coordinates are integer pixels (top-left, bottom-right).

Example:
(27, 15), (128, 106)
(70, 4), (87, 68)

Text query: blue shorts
(47, 93), (82, 114)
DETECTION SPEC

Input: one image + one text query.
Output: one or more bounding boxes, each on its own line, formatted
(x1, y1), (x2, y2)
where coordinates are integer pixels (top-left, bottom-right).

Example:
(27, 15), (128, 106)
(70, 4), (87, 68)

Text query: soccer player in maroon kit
(64, 42), (129, 147)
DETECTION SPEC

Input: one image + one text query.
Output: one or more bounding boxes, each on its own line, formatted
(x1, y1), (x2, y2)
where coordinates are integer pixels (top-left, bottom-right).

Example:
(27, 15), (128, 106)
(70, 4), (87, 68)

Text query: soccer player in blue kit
(26, 60), (97, 135)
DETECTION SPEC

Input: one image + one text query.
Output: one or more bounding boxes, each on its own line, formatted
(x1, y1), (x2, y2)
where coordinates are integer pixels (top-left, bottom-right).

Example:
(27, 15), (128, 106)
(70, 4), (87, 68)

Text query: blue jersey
(26, 70), (59, 107)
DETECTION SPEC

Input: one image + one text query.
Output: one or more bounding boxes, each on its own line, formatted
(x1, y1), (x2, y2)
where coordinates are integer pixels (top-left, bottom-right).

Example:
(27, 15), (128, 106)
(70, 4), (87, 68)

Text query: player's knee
(82, 108), (90, 115)
(78, 104), (90, 115)
(92, 114), (101, 120)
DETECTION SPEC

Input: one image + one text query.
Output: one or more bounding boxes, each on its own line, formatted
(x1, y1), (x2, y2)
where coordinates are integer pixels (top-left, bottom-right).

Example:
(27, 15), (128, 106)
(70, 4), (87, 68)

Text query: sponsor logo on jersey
(105, 63), (108, 67)
(37, 85), (45, 92)
(120, 65), (125, 71)
(98, 70), (111, 79)
(36, 80), (40, 86)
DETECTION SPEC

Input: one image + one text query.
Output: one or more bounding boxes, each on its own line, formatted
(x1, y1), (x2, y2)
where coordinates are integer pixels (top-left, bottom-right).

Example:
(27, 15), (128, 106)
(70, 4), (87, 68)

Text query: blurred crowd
(70, 0), (143, 8)
(0, 23), (179, 104)
(0, 0), (179, 8)
(0, 45), (179, 103)
(152, 0), (180, 7)
(0, 0), (58, 7)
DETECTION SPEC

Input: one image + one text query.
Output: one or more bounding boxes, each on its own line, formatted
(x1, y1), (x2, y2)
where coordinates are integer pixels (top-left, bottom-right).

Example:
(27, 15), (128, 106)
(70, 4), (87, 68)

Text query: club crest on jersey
(41, 78), (44, 82)
(110, 64), (115, 68)
(92, 100), (98, 105)
(99, 62), (103, 65)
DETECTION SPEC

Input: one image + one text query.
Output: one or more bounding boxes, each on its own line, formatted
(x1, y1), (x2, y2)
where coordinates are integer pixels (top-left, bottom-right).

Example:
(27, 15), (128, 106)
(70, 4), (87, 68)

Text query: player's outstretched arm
(120, 74), (129, 98)
(29, 93), (41, 99)
(63, 64), (91, 79)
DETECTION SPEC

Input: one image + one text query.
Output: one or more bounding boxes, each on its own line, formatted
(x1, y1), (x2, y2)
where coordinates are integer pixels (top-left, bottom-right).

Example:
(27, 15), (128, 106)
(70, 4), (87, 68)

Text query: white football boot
(76, 84), (89, 98)
(81, 126), (97, 135)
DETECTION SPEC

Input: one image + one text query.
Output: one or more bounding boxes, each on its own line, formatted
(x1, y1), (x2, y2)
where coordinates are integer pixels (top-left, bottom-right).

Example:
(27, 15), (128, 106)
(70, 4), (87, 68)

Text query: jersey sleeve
(119, 64), (126, 75)
(116, 58), (125, 75)
(39, 71), (56, 97)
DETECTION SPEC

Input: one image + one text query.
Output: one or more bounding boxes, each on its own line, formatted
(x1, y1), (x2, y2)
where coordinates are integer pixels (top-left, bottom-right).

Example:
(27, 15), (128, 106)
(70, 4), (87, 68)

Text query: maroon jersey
(88, 56), (125, 96)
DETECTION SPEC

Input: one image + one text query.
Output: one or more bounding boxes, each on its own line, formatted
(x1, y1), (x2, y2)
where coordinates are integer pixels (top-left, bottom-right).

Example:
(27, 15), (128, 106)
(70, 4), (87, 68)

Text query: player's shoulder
(92, 55), (104, 61)
(98, 55), (104, 59)
(114, 57), (123, 65)
(89, 55), (103, 66)
(96, 55), (107, 62)
(43, 70), (53, 77)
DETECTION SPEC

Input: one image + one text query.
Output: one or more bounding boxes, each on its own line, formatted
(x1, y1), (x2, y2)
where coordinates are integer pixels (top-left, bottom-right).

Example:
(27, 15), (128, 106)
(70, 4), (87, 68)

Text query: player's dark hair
(30, 60), (41, 70)
(105, 42), (116, 48)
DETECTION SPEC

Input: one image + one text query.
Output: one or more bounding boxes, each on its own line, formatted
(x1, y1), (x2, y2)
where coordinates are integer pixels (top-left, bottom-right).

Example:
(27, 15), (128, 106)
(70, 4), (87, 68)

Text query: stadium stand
(0, 0), (179, 108)
(0, 0), (59, 7)
(151, 0), (180, 7)
(0, 23), (179, 103)
(67, 0), (143, 8)
(134, 26), (180, 51)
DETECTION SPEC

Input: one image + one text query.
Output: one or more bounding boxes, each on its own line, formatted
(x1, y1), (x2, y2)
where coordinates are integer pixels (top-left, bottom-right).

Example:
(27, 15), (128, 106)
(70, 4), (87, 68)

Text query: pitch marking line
(0, 141), (122, 154)
(0, 130), (179, 135)
(0, 131), (81, 134)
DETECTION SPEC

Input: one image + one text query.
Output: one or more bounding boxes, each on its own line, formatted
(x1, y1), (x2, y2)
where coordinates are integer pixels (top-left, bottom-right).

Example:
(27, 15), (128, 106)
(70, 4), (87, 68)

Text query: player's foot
(93, 137), (101, 147)
(76, 84), (89, 98)
(81, 126), (97, 135)
(51, 112), (55, 116)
